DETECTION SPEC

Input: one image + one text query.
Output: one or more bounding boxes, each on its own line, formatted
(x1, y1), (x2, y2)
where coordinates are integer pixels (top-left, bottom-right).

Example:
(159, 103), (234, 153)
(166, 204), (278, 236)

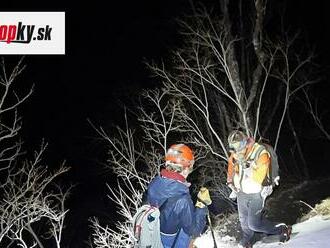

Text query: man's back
(147, 174), (190, 235)
(147, 169), (207, 239)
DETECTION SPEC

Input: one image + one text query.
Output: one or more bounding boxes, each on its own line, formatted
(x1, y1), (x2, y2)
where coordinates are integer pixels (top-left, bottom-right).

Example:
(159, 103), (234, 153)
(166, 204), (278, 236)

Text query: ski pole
(207, 210), (218, 248)
(197, 198), (218, 248)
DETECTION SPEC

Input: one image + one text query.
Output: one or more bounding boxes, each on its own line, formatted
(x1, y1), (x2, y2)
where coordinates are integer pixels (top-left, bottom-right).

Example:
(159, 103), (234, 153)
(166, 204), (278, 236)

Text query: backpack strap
(234, 144), (265, 189)
(133, 205), (158, 241)
(249, 143), (274, 186)
(248, 143), (266, 162)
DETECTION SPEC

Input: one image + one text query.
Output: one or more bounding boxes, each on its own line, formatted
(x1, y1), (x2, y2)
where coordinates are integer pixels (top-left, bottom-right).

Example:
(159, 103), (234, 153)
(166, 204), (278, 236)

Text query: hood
(147, 176), (189, 207)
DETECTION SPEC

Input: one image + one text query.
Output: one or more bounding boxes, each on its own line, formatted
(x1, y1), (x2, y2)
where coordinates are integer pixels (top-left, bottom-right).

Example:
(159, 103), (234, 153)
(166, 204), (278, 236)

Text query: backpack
(132, 204), (163, 248)
(132, 196), (181, 248)
(250, 143), (280, 187)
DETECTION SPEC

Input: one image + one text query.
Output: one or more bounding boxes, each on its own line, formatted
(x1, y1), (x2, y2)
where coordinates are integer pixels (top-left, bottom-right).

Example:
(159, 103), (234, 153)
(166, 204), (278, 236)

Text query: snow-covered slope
(194, 215), (330, 248)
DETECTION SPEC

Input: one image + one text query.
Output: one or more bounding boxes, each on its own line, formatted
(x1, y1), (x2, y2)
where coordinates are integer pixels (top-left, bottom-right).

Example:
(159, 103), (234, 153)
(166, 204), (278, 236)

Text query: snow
(194, 215), (330, 248)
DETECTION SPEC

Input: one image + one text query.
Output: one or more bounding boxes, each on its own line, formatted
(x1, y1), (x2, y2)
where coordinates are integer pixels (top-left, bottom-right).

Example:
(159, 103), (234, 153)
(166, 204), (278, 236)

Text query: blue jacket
(147, 171), (207, 247)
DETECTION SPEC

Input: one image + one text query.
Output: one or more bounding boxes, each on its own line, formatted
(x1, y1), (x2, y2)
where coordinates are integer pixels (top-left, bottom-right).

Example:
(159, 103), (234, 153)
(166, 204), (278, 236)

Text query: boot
(279, 224), (292, 242)
(238, 242), (253, 248)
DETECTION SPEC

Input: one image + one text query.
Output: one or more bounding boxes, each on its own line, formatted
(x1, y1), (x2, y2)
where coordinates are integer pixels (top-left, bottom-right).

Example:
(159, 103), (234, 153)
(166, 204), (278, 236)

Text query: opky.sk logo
(0, 22), (52, 44)
(0, 12), (64, 54)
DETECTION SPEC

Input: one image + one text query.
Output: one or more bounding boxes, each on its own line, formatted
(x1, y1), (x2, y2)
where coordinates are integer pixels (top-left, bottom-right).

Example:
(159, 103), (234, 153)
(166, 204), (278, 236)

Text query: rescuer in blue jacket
(147, 144), (212, 248)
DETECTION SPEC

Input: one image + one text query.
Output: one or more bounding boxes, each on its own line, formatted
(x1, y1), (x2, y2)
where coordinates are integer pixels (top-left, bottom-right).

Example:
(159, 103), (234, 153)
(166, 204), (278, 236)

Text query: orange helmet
(165, 144), (195, 169)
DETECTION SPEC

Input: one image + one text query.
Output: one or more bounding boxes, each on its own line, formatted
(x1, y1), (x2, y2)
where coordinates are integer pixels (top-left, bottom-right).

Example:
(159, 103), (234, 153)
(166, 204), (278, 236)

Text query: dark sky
(14, 0), (191, 165)
(2, 0), (330, 247)
(5, 1), (191, 174)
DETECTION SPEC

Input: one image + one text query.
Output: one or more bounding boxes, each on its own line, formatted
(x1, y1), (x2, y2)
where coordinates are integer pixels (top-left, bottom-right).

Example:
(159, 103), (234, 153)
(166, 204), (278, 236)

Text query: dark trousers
(237, 191), (281, 246)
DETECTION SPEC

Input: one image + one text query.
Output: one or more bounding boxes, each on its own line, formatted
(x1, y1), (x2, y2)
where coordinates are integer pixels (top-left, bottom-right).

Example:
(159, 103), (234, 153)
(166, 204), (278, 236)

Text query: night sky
(2, 0), (330, 247)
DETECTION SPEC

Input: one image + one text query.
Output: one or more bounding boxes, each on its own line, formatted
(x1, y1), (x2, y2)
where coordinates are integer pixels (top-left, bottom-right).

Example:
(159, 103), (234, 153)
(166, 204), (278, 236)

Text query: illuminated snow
(194, 215), (330, 248)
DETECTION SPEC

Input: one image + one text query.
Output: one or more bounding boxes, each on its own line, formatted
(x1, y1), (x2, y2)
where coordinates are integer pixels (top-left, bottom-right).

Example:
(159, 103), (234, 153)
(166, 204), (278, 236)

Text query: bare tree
(0, 58), (32, 173)
(91, 1), (319, 246)
(89, 88), (189, 247)
(149, 2), (316, 180)
(303, 90), (330, 141)
(0, 59), (70, 248)
(0, 145), (70, 248)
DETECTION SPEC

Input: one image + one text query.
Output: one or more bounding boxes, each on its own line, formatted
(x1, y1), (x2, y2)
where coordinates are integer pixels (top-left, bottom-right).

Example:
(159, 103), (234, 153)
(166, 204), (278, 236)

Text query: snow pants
(237, 191), (281, 246)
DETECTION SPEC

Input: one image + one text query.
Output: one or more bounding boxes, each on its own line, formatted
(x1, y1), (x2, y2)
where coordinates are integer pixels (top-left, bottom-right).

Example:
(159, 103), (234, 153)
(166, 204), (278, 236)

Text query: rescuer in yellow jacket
(226, 130), (291, 248)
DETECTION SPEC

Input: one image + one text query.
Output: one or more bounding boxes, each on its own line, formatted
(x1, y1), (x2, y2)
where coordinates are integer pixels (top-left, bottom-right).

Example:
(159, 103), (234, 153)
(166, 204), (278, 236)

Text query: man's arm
(227, 154), (235, 184)
(178, 197), (207, 237)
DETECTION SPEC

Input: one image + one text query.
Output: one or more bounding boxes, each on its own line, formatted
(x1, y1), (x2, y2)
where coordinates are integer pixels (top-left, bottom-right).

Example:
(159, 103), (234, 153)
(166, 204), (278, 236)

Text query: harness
(233, 143), (267, 189)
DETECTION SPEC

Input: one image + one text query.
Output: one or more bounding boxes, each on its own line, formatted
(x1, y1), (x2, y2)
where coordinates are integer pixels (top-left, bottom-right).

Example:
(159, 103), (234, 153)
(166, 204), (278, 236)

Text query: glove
(229, 190), (237, 200)
(227, 182), (238, 193)
(195, 187), (212, 208)
(261, 185), (273, 199)
(227, 182), (238, 200)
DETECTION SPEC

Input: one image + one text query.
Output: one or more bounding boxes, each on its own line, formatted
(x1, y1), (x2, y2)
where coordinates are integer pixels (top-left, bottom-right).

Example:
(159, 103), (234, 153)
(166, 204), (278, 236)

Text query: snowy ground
(194, 215), (330, 248)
